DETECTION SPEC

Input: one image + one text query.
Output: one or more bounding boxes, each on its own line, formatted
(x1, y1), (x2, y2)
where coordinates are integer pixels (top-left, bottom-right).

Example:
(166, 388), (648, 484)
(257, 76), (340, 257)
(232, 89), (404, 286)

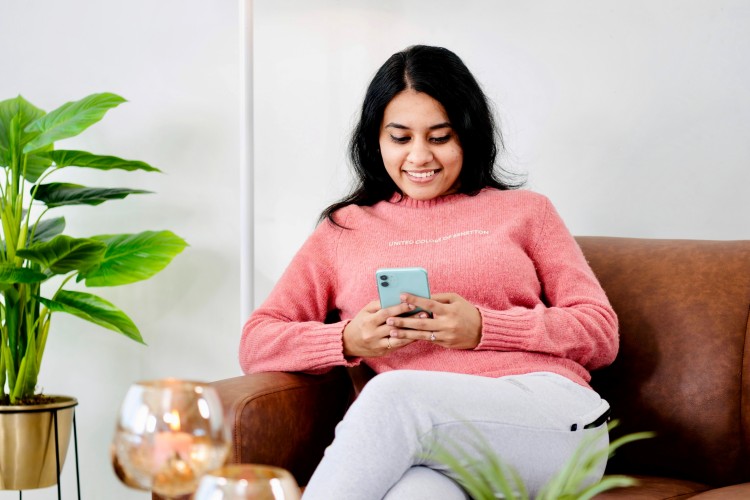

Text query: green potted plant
(0, 92), (187, 490)
(429, 421), (654, 499)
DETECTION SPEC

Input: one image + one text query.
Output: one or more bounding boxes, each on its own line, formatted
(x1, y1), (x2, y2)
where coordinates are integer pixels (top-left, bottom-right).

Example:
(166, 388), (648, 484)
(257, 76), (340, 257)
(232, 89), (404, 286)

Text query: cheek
(379, 145), (403, 168)
(443, 147), (463, 170)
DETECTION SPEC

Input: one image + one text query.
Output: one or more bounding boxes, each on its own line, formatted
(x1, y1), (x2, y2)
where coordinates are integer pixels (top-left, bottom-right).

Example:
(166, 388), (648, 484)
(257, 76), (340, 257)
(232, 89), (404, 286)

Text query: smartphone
(376, 267), (431, 316)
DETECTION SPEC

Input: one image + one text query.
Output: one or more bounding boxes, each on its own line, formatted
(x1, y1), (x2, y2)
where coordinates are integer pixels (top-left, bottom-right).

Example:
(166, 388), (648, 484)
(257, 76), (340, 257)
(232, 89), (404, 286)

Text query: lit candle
(153, 431), (194, 469)
(152, 409), (194, 471)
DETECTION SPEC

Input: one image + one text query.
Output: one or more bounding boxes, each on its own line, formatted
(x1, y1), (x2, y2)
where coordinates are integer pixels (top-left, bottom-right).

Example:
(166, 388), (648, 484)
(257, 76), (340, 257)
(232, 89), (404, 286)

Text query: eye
(389, 135), (410, 144)
(430, 135), (451, 144)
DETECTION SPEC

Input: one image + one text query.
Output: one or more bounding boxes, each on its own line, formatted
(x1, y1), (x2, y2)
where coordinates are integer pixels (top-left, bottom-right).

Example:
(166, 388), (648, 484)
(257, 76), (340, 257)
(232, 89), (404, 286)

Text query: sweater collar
(387, 192), (467, 208)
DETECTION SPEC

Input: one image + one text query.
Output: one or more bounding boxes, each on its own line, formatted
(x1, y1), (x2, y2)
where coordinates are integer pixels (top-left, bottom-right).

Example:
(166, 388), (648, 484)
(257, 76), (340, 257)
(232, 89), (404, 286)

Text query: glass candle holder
(194, 464), (301, 500)
(112, 379), (230, 499)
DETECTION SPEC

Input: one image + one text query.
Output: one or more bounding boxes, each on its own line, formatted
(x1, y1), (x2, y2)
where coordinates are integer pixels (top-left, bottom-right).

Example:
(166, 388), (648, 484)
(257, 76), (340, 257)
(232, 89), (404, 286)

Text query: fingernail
(390, 330), (398, 338)
(386, 318), (394, 326)
(408, 304), (415, 310)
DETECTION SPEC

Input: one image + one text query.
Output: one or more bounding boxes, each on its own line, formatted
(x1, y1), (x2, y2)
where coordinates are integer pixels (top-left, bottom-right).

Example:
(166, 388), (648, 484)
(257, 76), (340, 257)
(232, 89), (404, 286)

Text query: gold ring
(387, 337), (392, 349)
(430, 332), (436, 342)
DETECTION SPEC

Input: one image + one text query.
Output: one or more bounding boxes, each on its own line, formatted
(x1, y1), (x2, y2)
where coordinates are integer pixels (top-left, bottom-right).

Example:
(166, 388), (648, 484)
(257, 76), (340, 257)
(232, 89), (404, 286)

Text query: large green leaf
(81, 230), (187, 286)
(37, 291), (144, 344)
(0, 343), (6, 399)
(41, 150), (160, 172)
(31, 216), (66, 243)
(0, 263), (47, 284)
(11, 335), (39, 402)
(33, 183), (151, 207)
(24, 151), (54, 183)
(16, 235), (106, 275)
(0, 95), (46, 164)
(1, 114), (21, 171)
(22, 93), (126, 153)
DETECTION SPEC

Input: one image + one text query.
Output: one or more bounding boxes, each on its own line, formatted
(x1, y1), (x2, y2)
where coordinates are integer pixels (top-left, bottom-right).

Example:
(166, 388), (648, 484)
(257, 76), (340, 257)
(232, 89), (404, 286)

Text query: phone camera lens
(380, 281), (389, 287)
(379, 275), (388, 280)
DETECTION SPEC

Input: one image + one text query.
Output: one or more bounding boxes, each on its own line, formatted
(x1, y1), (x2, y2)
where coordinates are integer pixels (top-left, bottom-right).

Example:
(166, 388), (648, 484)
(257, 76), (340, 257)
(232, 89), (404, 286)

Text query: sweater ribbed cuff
(475, 306), (540, 351)
(300, 320), (362, 369)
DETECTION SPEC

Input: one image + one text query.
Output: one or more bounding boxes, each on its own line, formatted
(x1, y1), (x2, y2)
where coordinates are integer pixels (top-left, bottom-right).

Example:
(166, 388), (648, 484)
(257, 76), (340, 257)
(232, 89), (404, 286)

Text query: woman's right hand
(343, 300), (418, 357)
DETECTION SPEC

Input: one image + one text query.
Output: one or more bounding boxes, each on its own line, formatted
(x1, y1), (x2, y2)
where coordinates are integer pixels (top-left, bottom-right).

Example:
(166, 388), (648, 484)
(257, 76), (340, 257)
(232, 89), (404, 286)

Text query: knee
(359, 370), (421, 401)
(334, 371), (422, 438)
(384, 466), (470, 500)
(349, 370), (424, 415)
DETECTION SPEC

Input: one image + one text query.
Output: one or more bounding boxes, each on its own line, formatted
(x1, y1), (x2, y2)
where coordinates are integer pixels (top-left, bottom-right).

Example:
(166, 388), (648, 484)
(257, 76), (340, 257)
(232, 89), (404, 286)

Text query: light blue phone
(376, 267), (431, 316)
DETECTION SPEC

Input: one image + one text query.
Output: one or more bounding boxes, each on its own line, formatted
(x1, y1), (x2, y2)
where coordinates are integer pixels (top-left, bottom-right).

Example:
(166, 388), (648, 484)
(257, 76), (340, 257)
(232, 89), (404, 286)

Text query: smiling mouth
(404, 169), (439, 179)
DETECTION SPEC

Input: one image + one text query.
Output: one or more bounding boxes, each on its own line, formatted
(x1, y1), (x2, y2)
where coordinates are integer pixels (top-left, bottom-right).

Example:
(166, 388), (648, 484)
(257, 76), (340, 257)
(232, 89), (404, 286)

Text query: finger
(378, 301), (416, 318)
(394, 338), (417, 348)
(363, 299), (384, 313)
(387, 314), (434, 329)
(382, 333), (416, 351)
(390, 327), (437, 342)
(397, 326), (439, 343)
(428, 292), (459, 303)
(391, 329), (432, 342)
(399, 293), (442, 315)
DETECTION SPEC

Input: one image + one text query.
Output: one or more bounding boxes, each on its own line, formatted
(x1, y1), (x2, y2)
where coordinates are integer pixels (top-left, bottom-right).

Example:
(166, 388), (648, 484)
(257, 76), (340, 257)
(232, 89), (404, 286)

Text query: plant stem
(29, 206), (50, 244)
(55, 273), (76, 297)
(35, 307), (51, 370)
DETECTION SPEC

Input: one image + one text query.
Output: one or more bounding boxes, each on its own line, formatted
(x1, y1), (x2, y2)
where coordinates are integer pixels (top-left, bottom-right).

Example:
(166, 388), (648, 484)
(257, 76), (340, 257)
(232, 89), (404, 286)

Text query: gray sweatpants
(303, 370), (610, 500)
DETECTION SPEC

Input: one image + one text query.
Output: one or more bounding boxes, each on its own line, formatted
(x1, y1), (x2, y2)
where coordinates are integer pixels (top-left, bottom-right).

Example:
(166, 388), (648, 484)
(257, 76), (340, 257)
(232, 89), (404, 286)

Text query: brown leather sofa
(211, 237), (750, 499)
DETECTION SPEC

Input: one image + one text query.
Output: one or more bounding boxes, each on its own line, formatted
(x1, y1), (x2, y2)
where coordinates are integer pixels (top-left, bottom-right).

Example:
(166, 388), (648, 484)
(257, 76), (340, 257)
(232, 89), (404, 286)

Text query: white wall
(254, 0), (750, 307)
(1, 1), (241, 498)
(2, 0), (749, 498)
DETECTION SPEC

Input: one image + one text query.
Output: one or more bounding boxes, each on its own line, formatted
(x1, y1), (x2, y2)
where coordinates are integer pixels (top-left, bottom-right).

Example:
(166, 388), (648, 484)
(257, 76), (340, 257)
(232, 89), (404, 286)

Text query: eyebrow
(385, 122), (452, 131)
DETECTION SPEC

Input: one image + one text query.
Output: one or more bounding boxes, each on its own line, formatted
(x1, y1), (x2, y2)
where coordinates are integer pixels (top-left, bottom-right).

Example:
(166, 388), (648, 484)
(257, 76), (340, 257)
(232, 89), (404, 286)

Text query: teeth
(407, 170), (436, 178)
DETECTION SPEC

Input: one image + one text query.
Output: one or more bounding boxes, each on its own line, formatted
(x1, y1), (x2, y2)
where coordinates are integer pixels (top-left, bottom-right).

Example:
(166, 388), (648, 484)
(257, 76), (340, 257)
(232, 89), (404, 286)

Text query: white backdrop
(253, 0), (750, 309)
(1, 1), (241, 498)
(1, 0), (749, 498)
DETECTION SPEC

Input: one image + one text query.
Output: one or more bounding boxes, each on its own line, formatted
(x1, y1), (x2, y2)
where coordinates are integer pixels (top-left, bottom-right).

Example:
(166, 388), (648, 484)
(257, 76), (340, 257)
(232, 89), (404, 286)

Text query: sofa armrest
(211, 367), (354, 486)
(688, 483), (750, 499)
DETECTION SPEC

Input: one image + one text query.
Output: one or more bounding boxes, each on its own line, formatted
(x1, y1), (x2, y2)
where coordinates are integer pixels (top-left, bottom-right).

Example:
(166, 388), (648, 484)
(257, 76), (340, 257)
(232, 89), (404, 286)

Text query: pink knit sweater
(240, 189), (618, 387)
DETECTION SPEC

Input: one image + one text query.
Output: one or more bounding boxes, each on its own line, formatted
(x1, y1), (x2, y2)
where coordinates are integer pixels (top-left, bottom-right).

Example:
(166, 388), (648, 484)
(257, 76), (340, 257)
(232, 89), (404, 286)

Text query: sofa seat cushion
(594, 475), (711, 499)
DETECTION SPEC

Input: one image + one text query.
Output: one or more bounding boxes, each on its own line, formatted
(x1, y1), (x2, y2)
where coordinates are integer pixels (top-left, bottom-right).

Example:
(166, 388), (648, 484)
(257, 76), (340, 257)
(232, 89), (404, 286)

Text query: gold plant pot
(0, 396), (77, 490)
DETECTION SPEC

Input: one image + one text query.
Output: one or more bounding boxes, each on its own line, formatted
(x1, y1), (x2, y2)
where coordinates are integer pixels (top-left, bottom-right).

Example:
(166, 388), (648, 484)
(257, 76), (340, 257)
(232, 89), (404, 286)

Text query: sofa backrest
(578, 237), (750, 486)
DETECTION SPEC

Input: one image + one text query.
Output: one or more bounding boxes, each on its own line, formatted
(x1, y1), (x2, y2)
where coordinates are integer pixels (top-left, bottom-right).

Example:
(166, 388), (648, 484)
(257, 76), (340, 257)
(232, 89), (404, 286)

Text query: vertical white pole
(239, 0), (254, 322)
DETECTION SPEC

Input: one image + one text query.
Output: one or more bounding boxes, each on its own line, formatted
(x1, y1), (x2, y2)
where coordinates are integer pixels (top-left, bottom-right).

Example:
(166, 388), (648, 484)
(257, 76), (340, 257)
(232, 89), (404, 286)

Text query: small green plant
(428, 420), (654, 500)
(0, 93), (187, 404)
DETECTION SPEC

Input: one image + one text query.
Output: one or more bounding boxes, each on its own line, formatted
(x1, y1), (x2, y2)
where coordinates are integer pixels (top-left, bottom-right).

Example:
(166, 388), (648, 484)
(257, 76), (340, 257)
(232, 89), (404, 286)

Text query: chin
(399, 188), (434, 200)
(403, 183), (459, 200)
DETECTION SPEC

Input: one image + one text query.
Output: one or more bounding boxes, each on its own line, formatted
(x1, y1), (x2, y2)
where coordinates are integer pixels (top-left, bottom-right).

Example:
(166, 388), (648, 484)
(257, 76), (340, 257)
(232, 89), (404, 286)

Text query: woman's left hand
(386, 293), (482, 349)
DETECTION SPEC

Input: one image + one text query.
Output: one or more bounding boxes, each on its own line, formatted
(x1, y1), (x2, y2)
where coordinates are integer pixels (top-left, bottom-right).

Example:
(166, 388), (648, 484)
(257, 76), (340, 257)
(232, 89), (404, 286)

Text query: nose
(406, 139), (433, 166)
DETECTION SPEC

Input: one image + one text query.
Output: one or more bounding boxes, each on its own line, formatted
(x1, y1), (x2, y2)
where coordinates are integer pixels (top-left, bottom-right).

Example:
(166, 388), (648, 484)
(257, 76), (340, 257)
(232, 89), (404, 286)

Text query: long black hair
(320, 45), (524, 225)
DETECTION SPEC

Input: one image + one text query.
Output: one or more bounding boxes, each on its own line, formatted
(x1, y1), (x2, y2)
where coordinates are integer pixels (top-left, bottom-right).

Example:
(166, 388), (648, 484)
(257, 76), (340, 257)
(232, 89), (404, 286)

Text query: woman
(240, 45), (618, 499)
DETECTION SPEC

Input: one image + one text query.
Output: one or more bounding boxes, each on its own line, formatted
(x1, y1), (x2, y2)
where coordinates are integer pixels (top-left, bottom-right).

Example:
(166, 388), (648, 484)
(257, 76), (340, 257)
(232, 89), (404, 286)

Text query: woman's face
(379, 90), (463, 200)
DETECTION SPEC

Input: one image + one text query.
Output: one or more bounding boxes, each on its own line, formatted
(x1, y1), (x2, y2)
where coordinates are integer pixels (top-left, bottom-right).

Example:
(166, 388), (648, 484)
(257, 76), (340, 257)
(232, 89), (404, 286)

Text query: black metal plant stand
(3, 400), (81, 500)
